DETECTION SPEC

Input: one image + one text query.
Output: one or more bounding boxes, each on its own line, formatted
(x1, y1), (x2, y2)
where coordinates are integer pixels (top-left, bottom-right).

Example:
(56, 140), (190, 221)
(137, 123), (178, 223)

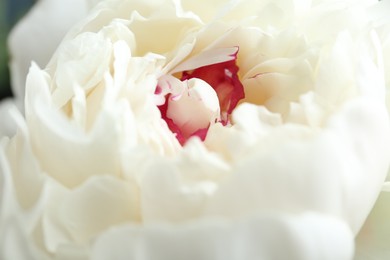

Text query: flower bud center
(156, 48), (245, 145)
(166, 78), (220, 138)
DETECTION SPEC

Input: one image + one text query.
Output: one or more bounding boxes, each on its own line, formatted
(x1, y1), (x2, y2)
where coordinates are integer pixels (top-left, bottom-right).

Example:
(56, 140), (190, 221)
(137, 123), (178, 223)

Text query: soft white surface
(0, 0), (389, 259)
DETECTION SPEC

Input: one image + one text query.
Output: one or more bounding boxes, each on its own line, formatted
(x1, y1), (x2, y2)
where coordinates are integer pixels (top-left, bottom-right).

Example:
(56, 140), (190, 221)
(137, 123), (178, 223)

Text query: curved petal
(0, 99), (18, 137)
(41, 176), (139, 253)
(205, 97), (390, 235)
(8, 0), (101, 102)
(25, 63), (124, 188)
(89, 213), (354, 260)
(355, 192), (390, 259)
(0, 115), (48, 260)
(2, 0), (389, 259)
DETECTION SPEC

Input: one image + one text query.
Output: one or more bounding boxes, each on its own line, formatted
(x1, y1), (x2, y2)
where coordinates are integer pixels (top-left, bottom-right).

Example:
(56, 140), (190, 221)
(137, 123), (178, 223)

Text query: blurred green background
(0, 0), (35, 101)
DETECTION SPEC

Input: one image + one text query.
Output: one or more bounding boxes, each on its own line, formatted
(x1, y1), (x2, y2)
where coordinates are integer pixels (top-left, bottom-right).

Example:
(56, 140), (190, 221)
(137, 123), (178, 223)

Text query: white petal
(140, 159), (211, 222)
(25, 64), (124, 187)
(42, 176), (139, 251)
(206, 98), (390, 234)
(0, 99), (18, 138)
(91, 212), (354, 260)
(171, 47), (238, 74)
(0, 122), (48, 260)
(0, 218), (49, 260)
(355, 192), (390, 259)
(8, 0), (100, 101)
(52, 32), (112, 108)
(60, 176), (139, 242)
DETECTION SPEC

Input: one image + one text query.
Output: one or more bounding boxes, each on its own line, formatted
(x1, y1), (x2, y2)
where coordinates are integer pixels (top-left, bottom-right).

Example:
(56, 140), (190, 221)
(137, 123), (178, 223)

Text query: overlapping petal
(0, 0), (389, 259)
(8, 0), (101, 101)
(91, 212), (354, 260)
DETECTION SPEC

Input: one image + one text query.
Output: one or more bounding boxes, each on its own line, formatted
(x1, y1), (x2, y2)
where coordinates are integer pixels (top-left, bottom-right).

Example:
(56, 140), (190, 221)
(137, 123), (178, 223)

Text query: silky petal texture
(0, 112), (48, 260)
(205, 98), (390, 234)
(0, 99), (18, 137)
(355, 192), (390, 259)
(1, 0), (390, 259)
(8, 0), (101, 102)
(41, 176), (139, 253)
(137, 140), (229, 222)
(90, 213), (354, 260)
(25, 64), (124, 188)
(52, 32), (113, 108)
(371, 1), (390, 124)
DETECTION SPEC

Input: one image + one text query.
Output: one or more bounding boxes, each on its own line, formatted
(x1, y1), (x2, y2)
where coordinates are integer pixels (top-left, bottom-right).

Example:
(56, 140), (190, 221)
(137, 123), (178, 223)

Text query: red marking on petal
(158, 95), (186, 145)
(155, 85), (162, 95)
(158, 48), (245, 145)
(158, 95), (209, 145)
(181, 55), (244, 123)
(191, 127), (209, 142)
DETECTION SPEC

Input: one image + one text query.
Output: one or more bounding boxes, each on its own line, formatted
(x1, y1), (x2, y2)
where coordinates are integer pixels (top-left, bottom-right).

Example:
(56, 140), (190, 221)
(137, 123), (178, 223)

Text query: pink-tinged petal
(158, 97), (188, 146)
(166, 79), (220, 138)
(158, 48), (244, 144)
(181, 53), (245, 123)
(155, 75), (184, 106)
(190, 127), (209, 142)
(158, 102), (211, 146)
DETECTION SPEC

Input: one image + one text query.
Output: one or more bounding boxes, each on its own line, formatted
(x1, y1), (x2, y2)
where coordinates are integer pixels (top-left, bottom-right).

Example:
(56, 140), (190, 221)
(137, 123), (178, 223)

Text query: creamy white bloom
(1, 0), (390, 259)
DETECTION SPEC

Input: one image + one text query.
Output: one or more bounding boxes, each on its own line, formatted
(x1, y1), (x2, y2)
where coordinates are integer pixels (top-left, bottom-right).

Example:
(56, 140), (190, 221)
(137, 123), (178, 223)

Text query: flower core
(157, 50), (245, 145)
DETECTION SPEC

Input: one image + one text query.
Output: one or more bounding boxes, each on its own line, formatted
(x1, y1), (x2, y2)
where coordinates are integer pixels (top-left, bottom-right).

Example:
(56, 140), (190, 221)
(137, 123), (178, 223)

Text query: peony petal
(181, 55), (245, 122)
(0, 114), (49, 260)
(0, 99), (18, 138)
(52, 31), (112, 108)
(206, 97), (390, 234)
(125, 4), (201, 57)
(60, 176), (139, 242)
(41, 175), (139, 252)
(139, 139), (229, 223)
(166, 78), (220, 139)
(25, 64), (124, 187)
(2, 1), (389, 259)
(355, 192), (390, 259)
(90, 212), (354, 260)
(8, 0), (101, 102)
(171, 46), (239, 74)
(0, 218), (49, 260)
(140, 159), (213, 222)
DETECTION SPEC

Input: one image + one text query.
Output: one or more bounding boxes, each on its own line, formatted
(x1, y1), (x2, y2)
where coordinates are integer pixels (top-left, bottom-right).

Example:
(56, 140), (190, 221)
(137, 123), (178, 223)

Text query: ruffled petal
(8, 0), (100, 101)
(0, 99), (18, 137)
(355, 192), (390, 259)
(90, 212), (354, 260)
(206, 97), (390, 234)
(0, 111), (48, 260)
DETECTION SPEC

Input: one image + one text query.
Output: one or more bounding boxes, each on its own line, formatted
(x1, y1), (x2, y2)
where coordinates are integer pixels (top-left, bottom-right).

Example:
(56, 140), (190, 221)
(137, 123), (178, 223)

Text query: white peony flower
(1, 0), (390, 259)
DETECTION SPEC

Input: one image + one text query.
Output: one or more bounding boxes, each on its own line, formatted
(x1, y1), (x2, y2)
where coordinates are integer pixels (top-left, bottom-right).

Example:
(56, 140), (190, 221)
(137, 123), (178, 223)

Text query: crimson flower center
(157, 49), (245, 145)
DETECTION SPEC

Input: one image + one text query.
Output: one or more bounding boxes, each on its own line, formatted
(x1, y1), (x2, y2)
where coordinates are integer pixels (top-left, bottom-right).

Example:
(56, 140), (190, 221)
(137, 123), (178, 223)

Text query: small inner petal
(181, 53), (245, 124)
(167, 78), (220, 138)
(157, 47), (245, 145)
